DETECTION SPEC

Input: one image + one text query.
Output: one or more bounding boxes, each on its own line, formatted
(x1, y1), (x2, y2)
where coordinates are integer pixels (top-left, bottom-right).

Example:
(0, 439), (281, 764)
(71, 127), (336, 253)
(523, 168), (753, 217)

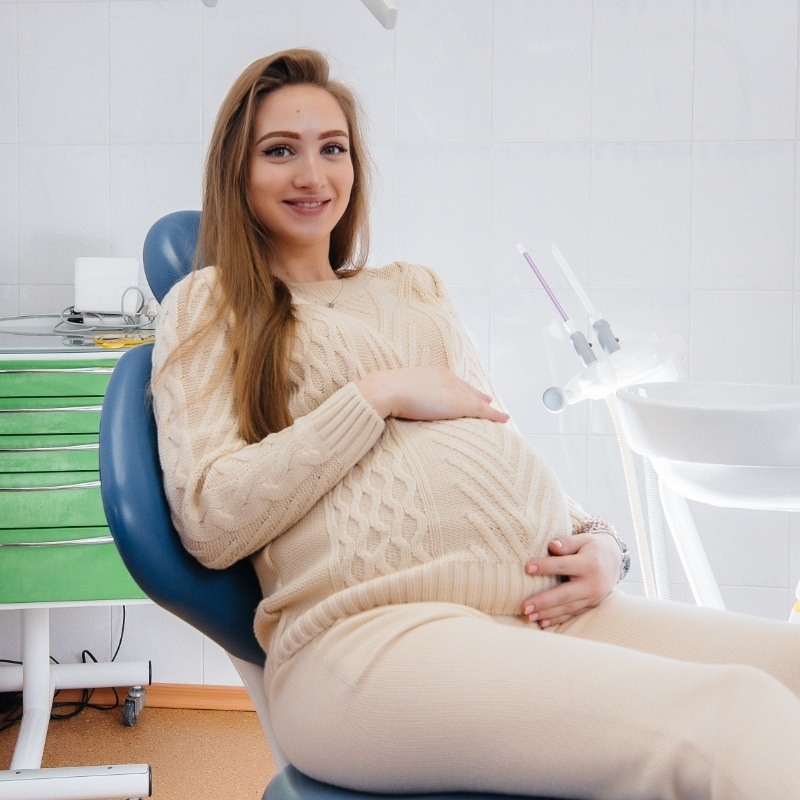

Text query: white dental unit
(519, 243), (800, 619)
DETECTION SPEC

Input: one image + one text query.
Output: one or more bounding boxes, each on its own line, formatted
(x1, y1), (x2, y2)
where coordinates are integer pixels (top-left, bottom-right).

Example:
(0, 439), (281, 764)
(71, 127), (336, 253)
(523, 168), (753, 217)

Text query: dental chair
(97, 210), (589, 800)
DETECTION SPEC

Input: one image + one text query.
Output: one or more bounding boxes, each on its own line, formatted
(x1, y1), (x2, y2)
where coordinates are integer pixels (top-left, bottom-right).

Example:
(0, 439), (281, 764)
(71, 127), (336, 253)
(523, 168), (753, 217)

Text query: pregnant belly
(383, 416), (572, 563)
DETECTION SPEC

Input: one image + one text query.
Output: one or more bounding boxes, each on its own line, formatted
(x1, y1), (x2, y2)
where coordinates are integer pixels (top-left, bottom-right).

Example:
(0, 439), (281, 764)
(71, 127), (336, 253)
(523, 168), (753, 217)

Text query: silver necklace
(327, 277), (345, 308)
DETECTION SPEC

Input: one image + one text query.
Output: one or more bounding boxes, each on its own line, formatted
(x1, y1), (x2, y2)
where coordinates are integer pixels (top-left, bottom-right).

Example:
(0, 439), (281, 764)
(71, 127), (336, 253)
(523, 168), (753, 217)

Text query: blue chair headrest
(143, 210), (201, 303)
(99, 343), (265, 666)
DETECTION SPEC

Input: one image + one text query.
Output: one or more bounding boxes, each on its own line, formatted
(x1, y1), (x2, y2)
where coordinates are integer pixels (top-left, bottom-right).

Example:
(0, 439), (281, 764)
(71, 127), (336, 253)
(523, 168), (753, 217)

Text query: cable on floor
(0, 606), (128, 731)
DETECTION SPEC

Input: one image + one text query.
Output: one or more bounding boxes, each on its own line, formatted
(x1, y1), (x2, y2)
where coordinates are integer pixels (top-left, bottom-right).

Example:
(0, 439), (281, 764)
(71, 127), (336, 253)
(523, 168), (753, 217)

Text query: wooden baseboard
(58, 683), (255, 712)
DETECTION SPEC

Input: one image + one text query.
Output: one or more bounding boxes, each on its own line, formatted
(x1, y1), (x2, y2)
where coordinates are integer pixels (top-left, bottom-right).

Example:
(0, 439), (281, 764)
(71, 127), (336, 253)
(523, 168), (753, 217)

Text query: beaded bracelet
(571, 516), (631, 582)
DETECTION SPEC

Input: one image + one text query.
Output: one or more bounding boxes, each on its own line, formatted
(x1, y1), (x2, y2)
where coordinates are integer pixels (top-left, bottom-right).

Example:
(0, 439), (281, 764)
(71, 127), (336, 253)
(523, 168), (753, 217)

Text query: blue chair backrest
(99, 211), (265, 666)
(142, 210), (202, 303)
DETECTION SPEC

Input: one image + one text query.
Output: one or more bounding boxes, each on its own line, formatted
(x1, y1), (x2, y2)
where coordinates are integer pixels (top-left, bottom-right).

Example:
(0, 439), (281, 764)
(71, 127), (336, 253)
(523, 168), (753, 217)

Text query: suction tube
(605, 396), (658, 599)
(643, 458), (673, 600)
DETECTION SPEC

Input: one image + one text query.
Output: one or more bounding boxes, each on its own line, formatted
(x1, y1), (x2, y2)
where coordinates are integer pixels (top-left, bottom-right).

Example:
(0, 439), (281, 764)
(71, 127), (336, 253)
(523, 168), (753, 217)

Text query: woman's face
(248, 84), (354, 268)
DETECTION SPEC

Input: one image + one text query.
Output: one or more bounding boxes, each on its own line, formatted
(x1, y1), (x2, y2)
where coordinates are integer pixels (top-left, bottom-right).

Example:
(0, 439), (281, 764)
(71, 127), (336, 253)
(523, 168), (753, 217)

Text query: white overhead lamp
(360, 0), (398, 29)
(200, 0), (397, 29)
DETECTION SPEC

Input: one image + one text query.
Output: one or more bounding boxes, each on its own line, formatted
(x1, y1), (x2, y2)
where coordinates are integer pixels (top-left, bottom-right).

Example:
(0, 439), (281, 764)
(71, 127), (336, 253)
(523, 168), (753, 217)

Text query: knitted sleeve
(151, 270), (385, 569)
(414, 263), (592, 528)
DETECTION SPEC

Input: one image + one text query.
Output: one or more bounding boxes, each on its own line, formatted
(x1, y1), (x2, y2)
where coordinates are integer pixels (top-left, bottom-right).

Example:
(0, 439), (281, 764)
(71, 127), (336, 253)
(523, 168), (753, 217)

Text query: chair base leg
(0, 764), (152, 800)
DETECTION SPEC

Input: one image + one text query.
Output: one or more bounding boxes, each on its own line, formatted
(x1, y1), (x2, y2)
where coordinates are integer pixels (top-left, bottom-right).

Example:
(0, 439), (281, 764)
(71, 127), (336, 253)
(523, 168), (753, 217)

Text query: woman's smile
(283, 197), (332, 215)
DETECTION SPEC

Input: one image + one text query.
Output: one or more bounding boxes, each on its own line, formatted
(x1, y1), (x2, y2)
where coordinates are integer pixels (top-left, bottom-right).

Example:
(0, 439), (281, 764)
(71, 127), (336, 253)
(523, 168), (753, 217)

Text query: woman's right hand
(357, 365), (509, 423)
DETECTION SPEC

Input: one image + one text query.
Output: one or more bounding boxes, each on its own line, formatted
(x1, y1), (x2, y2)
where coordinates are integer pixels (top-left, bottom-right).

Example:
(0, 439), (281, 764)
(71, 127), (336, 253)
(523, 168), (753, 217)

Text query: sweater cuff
(311, 381), (385, 467)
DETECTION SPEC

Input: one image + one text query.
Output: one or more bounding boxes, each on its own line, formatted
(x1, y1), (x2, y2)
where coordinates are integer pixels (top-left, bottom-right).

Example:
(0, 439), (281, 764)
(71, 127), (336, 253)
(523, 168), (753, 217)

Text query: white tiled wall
(1, 0), (799, 684)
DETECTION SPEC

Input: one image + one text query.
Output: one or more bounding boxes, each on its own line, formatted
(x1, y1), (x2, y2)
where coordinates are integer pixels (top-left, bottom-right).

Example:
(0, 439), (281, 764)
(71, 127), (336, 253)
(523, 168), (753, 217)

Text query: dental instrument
(517, 244), (597, 371)
(551, 244), (621, 356)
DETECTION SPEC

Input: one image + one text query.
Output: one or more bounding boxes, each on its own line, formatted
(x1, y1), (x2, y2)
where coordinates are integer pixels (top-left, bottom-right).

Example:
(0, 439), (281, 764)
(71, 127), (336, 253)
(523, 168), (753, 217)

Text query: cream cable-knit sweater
(152, 262), (589, 675)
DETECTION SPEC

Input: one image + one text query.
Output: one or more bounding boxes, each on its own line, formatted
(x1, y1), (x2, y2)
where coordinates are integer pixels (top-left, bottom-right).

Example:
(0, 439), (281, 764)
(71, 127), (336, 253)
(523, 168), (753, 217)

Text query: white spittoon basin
(615, 381), (800, 615)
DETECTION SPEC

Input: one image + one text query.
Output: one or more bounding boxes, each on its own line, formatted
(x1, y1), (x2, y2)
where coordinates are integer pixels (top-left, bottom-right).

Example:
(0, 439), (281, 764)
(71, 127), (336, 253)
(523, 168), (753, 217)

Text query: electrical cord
(55, 305), (156, 335)
(0, 660), (23, 733)
(50, 292), (157, 348)
(54, 285), (158, 335)
(0, 606), (127, 732)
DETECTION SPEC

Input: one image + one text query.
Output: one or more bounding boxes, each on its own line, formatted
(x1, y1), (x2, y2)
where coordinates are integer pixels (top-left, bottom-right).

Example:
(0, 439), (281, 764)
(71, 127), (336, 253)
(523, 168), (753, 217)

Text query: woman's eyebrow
(254, 129), (349, 146)
(254, 130), (300, 146)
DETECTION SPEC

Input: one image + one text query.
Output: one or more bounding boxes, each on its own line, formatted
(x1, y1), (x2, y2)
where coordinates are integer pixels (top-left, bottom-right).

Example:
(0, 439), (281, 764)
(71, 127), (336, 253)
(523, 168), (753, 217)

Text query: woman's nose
(294, 153), (325, 188)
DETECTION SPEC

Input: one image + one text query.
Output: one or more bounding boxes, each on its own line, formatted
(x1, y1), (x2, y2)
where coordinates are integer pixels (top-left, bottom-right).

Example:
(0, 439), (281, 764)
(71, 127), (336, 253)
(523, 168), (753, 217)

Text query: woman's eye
(264, 145), (293, 158)
(322, 143), (348, 156)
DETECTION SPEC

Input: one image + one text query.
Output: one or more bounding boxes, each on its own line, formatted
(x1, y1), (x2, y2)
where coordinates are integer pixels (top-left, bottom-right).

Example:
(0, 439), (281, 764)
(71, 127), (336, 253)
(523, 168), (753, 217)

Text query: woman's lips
(284, 198), (331, 215)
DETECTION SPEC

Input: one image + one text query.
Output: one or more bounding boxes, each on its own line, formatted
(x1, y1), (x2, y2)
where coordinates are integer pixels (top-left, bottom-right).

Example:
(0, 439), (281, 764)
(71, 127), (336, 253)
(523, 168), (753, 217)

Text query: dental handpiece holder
(516, 244), (685, 413)
(543, 328), (686, 413)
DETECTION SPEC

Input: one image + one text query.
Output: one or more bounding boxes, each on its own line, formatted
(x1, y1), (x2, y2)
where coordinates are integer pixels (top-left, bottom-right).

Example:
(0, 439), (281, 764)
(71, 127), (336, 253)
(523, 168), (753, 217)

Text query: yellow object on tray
(92, 333), (155, 349)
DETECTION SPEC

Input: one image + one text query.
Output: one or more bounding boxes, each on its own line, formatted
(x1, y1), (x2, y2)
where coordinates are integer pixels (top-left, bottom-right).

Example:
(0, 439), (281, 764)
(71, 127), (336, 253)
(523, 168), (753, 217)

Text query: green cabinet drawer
(0, 360), (115, 398)
(0, 433), (98, 454)
(0, 443), (98, 474)
(0, 402), (102, 435)
(0, 473), (104, 529)
(0, 526), (147, 603)
(0, 432), (98, 450)
(0, 395), (101, 410)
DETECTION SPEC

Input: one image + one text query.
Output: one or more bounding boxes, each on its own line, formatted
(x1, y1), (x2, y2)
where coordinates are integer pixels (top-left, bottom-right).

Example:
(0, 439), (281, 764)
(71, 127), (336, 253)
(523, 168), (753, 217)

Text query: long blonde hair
(198, 49), (371, 443)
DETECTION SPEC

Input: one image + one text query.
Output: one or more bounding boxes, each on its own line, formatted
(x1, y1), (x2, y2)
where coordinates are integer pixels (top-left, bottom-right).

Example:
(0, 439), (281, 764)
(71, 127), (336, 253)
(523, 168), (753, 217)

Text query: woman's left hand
(520, 533), (621, 628)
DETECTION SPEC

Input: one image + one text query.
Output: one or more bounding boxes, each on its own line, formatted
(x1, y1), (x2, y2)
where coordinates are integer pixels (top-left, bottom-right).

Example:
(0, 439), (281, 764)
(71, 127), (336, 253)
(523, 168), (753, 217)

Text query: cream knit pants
(267, 592), (800, 800)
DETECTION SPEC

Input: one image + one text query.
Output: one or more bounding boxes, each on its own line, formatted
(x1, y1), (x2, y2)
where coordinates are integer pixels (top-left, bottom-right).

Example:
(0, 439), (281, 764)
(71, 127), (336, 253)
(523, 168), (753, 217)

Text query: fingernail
(522, 604), (534, 615)
(551, 540), (563, 548)
(540, 619), (550, 628)
(526, 564), (538, 574)
(527, 613), (539, 623)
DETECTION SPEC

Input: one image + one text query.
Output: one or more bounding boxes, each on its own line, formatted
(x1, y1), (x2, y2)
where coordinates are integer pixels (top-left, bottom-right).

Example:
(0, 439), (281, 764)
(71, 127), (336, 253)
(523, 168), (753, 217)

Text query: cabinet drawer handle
(0, 406), (102, 413)
(0, 480), (101, 492)
(0, 536), (113, 548)
(0, 368), (113, 375)
(0, 444), (99, 453)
